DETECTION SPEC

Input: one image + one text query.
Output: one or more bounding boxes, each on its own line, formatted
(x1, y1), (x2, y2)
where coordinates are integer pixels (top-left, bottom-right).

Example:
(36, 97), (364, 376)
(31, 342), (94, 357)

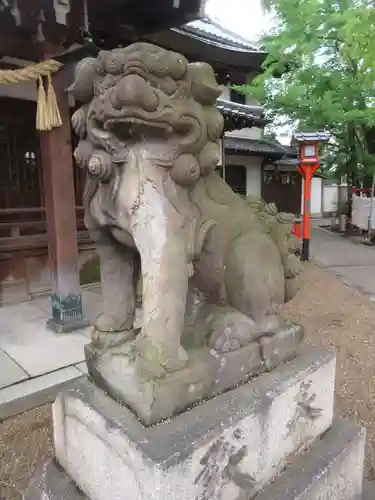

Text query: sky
(205, 0), (271, 42)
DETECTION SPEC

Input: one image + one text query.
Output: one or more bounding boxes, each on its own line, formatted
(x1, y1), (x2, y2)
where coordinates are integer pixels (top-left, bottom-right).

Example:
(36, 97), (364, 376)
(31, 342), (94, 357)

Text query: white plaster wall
(226, 127), (263, 140)
(220, 85), (230, 100)
(301, 177), (323, 216)
(323, 185), (339, 213)
(225, 154), (262, 198)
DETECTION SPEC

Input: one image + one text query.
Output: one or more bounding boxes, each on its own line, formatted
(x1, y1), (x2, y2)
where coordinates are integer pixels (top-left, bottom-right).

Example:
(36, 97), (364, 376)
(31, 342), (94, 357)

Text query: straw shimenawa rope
(0, 58), (64, 131)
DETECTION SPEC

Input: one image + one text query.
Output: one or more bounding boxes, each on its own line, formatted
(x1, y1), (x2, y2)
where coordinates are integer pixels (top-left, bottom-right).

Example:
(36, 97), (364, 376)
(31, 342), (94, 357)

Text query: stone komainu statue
(70, 43), (303, 378)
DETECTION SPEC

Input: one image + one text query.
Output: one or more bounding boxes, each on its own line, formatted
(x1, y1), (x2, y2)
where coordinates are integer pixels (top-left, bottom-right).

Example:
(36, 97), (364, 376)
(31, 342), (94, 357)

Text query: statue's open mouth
(104, 116), (173, 138)
(99, 72), (178, 138)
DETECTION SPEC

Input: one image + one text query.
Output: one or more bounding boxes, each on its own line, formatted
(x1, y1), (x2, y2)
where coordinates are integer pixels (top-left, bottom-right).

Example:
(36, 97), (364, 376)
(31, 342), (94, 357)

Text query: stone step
(254, 418), (366, 500)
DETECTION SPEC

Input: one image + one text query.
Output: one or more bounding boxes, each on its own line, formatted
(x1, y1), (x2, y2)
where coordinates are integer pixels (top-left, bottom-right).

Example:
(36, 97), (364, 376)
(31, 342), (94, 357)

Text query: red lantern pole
(300, 163), (318, 261)
(293, 132), (329, 260)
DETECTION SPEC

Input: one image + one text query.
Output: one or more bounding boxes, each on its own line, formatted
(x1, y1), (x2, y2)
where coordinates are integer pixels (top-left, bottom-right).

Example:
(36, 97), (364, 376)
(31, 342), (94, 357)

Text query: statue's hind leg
(224, 232), (285, 338)
(89, 228), (137, 348)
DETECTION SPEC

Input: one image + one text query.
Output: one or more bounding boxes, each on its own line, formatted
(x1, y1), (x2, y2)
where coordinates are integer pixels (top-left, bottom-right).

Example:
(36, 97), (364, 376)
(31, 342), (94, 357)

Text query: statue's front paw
(136, 337), (188, 379)
(94, 313), (134, 332)
(209, 329), (242, 353)
(91, 328), (136, 349)
(207, 309), (261, 353)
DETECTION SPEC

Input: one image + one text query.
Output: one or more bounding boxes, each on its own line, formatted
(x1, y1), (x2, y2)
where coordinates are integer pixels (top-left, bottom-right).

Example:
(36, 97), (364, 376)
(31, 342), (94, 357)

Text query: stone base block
(24, 420), (367, 500)
(48, 347), (334, 500)
(25, 460), (86, 500)
(255, 418), (366, 500)
(85, 323), (304, 425)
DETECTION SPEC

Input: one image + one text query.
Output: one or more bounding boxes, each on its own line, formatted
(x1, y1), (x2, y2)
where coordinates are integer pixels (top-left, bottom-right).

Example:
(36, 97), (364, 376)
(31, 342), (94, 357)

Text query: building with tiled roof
(182, 18), (260, 50)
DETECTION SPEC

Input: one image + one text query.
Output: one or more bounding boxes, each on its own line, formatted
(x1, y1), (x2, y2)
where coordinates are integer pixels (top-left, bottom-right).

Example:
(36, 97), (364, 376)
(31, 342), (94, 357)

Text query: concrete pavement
(0, 288), (96, 421)
(311, 222), (375, 298)
(0, 287), (144, 421)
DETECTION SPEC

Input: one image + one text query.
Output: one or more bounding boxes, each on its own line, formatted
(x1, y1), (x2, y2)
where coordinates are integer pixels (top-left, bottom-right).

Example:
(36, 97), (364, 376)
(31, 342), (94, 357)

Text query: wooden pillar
(39, 66), (88, 332)
(298, 163), (317, 262)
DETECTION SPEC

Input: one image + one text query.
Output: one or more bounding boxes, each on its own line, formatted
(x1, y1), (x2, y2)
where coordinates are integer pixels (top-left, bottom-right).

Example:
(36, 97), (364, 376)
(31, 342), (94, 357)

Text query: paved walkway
(311, 221), (375, 298)
(0, 287), (98, 420)
(1, 221), (375, 420)
(0, 286), (144, 421)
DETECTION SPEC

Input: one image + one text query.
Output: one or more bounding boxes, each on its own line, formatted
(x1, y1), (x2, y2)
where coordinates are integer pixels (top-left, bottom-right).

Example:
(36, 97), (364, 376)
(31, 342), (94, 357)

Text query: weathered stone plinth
(85, 324), (304, 425)
(26, 347), (341, 500)
(26, 419), (367, 500)
(255, 418), (366, 500)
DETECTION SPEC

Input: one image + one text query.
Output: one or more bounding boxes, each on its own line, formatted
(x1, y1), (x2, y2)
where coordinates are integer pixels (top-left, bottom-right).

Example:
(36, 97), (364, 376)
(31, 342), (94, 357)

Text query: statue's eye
(167, 52), (187, 80)
(149, 54), (168, 76)
(160, 77), (177, 96)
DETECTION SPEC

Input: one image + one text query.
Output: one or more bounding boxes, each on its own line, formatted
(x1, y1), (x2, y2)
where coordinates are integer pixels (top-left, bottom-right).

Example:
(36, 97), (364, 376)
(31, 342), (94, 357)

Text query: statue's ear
(187, 62), (222, 105)
(67, 58), (98, 103)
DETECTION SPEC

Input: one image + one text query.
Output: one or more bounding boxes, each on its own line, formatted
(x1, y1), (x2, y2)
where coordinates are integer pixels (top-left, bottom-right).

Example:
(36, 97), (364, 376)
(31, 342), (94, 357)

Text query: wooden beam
(0, 32), (42, 61)
(39, 65), (88, 332)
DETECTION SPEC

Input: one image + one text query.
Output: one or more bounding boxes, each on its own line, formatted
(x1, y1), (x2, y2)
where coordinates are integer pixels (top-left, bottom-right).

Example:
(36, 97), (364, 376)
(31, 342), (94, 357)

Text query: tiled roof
(276, 158), (300, 167)
(216, 98), (264, 117)
(292, 131), (330, 142)
(224, 137), (293, 158)
(216, 99), (269, 130)
(177, 18), (263, 52)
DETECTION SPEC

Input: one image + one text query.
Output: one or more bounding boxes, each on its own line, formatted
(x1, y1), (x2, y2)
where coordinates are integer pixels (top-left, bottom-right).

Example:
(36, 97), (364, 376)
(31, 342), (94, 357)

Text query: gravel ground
(0, 405), (53, 500)
(283, 262), (375, 480)
(1, 261), (375, 499)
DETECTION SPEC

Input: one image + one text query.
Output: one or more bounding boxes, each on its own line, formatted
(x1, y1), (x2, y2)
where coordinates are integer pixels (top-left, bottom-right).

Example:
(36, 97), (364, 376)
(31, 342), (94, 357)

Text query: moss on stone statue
(80, 255), (101, 285)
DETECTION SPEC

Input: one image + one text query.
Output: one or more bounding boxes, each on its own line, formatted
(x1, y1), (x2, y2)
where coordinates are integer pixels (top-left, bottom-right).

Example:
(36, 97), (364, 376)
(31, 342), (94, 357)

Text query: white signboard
(352, 194), (375, 230)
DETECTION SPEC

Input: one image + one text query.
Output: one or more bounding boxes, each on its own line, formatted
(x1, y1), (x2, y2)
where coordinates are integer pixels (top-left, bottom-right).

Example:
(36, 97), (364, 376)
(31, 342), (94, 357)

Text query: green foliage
(337, 200), (349, 216)
(79, 255), (101, 285)
(237, 0), (375, 184)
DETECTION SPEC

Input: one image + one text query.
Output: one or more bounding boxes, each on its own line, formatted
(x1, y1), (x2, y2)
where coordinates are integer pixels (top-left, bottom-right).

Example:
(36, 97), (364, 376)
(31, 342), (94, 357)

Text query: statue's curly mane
(70, 43), (225, 211)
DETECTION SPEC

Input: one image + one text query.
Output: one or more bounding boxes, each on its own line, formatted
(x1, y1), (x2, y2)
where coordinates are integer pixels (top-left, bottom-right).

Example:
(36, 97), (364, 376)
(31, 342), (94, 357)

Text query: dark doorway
(217, 165), (247, 196)
(263, 169), (302, 214)
(0, 98), (42, 210)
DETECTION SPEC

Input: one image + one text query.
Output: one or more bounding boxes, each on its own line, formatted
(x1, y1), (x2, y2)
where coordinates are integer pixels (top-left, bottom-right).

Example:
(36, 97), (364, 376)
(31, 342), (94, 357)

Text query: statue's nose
(112, 74), (159, 112)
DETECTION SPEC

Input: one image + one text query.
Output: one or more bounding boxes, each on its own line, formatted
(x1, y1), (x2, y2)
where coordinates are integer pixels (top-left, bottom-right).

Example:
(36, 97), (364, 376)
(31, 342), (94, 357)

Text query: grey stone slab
(24, 460), (87, 500)
(32, 291), (101, 325)
(0, 314), (88, 376)
(0, 366), (84, 422)
(259, 323), (304, 370)
(0, 301), (47, 326)
(362, 480), (375, 500)
(75, 362), (88, 374)
(0, 348), (28, 388)
(52, 347), (335, 500)
(85, 323), (304, 425)
(254, 418), (366, 500)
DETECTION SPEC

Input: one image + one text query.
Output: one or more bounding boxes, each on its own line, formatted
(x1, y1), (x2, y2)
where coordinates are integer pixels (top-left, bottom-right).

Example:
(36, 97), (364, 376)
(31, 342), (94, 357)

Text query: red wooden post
(300, 163), (318, 261)
(39, 66), (88, 332)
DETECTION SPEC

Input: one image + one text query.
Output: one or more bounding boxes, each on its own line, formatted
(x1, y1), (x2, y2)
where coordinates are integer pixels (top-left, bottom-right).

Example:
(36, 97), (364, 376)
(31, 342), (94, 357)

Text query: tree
(237, 0), (375, 194)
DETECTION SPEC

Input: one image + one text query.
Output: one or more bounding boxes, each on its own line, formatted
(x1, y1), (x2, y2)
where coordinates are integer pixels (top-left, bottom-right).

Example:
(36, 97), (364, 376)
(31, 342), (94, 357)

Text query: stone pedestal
(85, 324), (304, 425)
(25, 346), (367, 500)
